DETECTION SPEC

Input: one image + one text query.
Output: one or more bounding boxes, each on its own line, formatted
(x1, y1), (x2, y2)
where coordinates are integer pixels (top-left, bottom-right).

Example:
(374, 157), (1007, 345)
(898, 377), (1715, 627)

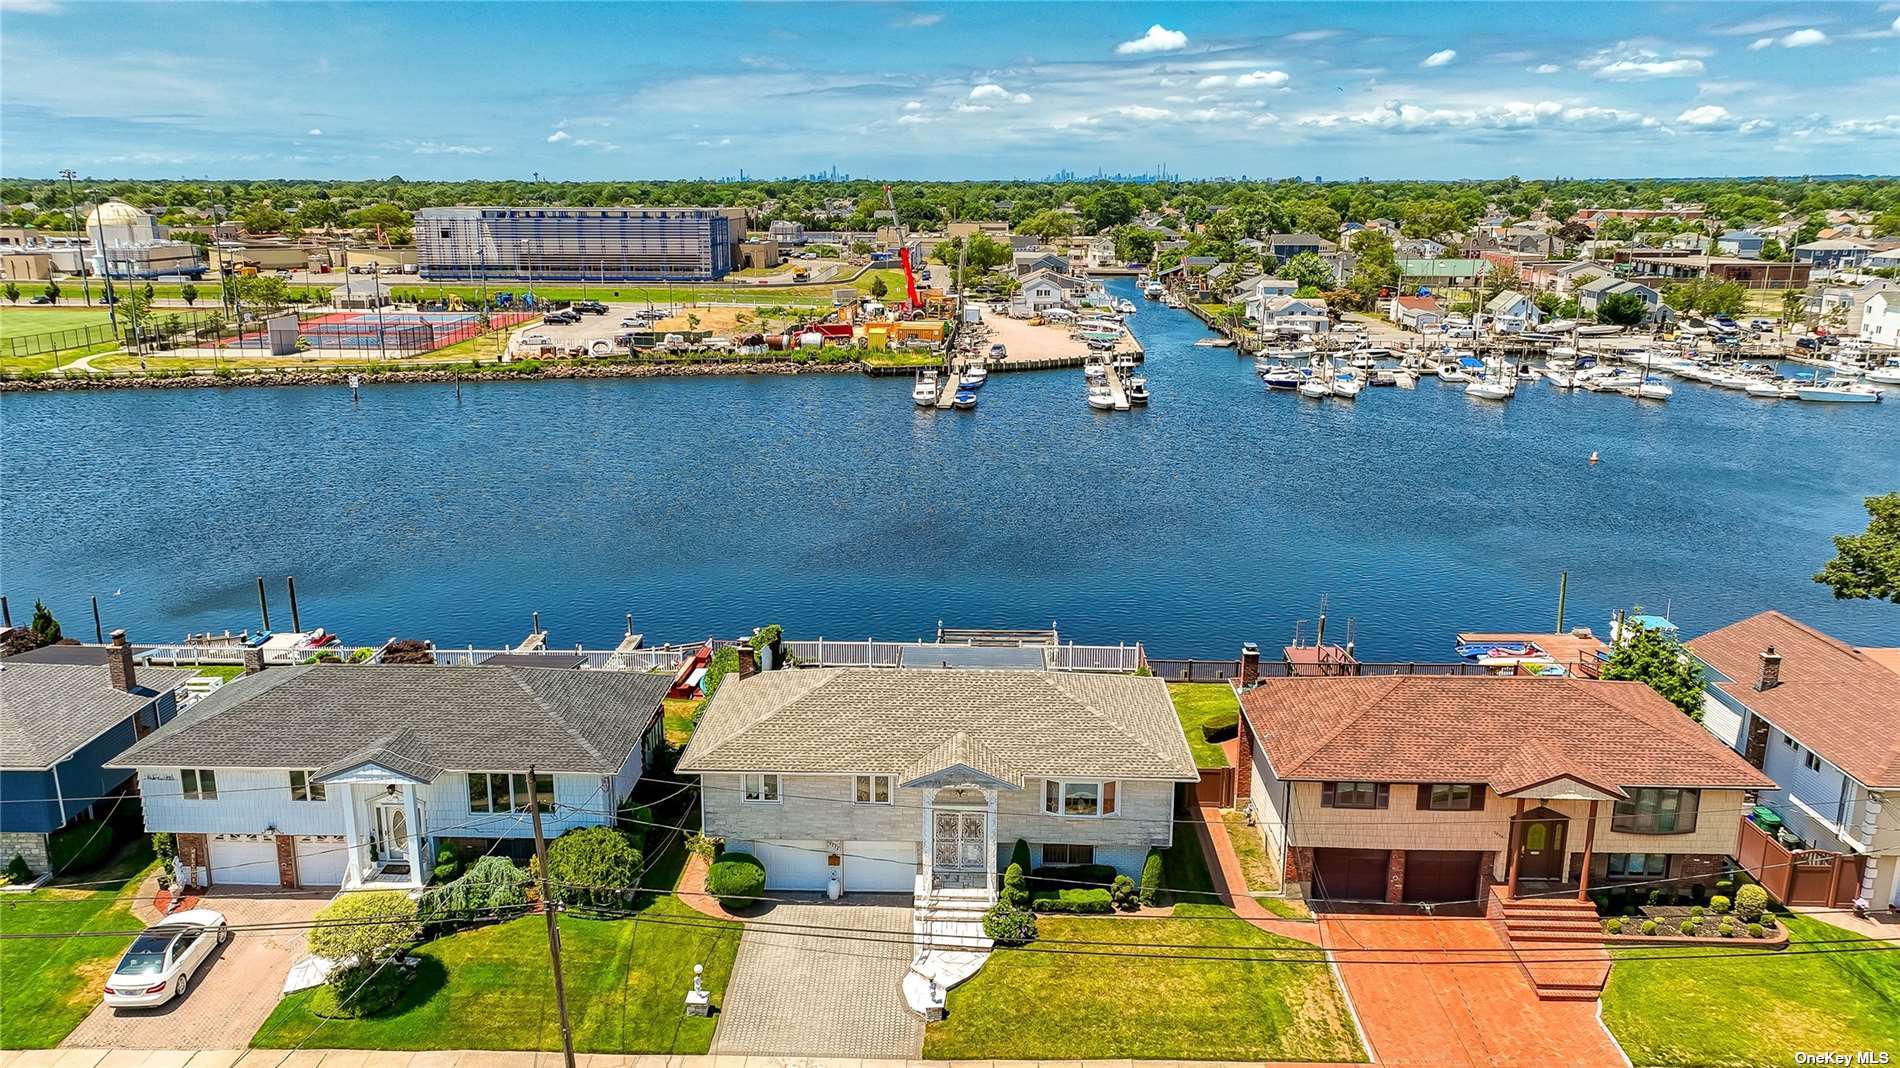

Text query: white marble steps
(901, 882), (996, 1017)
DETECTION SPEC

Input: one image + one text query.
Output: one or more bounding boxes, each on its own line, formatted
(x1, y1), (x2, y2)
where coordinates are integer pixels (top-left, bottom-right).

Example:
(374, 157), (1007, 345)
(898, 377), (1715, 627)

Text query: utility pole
(59, 169), (93, 307)
(87, 190), (119, 337)
(528, 767), (577, 1068)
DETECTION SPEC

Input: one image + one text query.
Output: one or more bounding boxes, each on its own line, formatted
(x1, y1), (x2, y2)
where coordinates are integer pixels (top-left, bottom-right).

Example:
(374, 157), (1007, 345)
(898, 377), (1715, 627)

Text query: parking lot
(509, 301), (822, 355)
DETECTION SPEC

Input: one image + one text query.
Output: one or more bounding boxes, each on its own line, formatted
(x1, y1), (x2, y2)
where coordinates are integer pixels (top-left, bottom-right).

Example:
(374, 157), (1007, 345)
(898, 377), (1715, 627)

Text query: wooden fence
(1734, 815), (1864, 907)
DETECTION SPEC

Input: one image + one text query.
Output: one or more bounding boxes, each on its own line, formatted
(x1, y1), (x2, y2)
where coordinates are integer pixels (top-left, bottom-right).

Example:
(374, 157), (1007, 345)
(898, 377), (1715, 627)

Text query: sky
(3, 1), (1899, 182)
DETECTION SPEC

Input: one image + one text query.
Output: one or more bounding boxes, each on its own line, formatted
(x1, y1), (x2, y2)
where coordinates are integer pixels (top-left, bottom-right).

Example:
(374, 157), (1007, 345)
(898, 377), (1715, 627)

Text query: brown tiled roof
(1686, 611), (1900, 788)
(1238, 675), (1772, 795)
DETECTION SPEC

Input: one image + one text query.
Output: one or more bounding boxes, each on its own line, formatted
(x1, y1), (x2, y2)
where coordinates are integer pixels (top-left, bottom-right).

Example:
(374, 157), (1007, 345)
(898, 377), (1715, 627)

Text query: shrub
(432, 845), (460, 884)
(1140, 850), (1164, 908)
(152, 832), (177, 866)
(706, 853), (766, 907)
(1199, 708), (1239, 744)
(1709, 894), (1731, 915)
(46, 821), (115, 874)
(1001, 863), (1028, 909)
(1640, 919), (1659, 936)
(312, 961), (409, 1019)
(1030, 863), (1117, 893)
(1648, 889), (1667, 906)
(1734, 884), (1768, 922)
(1679, 917), (1699, 935)
(1715, 877), (1735, 894)
(982, 901), (1037, 945)
(615, 803), (653, 851)
(1605, 918), (1624, 934)
(685, 832), (723, 861)
(309, 891), (422, 1006)
(1690, 905), (1705, 919)
(420, 855), (531, 927)
(1008, 838), (1032, 875)
(701, 646), (742, 699)
(3, 854), (30, 884)
(1111, 874), (1138, 911)
(1031, 888), (1114, 913)
(544, 826), (642, 908)
(1748, 922), (1766, 938)
(1719, 919), (1736, 938)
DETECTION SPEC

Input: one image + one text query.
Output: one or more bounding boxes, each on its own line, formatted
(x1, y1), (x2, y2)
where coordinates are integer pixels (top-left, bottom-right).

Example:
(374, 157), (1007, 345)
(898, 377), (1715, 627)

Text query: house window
(1605, 853), (1667, 879)
(1321, 781), (1388, 809)
(1421, 783), (1479, 811)
(467, 772), (553, 813)
(180, 769), (217, 801)
(1612, 788), (1700, 834)
(1042, 844), (1095, 866)
(290, 771), (326, 802)
(1804, 751), (1822, 772)
(1042, 780), (1119, 818)
(853, 775), (891, 805)
(743, 774), (781, 803)
(1783, 735), (1798, 751)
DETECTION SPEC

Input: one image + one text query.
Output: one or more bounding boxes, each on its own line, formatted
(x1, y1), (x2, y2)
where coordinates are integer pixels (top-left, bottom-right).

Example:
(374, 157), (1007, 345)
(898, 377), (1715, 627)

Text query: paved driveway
(62, 889), (333, 1050)
(1319, 912), (1627, 1068)
(712, 898), (921, 1058)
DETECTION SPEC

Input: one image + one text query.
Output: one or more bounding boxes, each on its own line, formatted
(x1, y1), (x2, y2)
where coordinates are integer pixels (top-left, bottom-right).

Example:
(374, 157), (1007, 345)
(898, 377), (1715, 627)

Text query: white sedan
(102, 909), (229, 1008)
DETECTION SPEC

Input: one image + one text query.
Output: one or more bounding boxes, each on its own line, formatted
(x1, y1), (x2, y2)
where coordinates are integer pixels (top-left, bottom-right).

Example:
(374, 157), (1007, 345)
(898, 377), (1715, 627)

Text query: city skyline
(3, 1), (1900, 181)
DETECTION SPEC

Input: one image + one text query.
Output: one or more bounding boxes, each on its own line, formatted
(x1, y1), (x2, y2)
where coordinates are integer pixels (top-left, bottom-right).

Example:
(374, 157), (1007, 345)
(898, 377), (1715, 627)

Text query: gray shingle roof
(901, 730), (1023, 788)
(110, 664), (669, 776)
(0, 662), (196, 770)
(677, 669), (1197, 782)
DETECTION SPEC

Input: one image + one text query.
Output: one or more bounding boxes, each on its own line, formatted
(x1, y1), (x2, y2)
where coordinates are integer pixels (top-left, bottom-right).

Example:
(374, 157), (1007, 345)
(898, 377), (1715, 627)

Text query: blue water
(2, 277), (1895, 660)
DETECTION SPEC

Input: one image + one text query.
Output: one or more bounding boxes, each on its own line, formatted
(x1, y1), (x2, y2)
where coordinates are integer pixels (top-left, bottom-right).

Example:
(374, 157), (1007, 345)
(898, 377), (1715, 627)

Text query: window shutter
(1321, 782), (1336, 808)
(1416, 784), (1434, 811)
(1375, 783), (1391, 809)
(1470, 785), (1486, 811)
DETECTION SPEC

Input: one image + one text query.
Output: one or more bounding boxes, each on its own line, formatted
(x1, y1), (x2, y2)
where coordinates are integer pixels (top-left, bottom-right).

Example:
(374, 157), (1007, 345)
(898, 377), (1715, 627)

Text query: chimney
(107, 629), (136, 692)
(1239, 642), (1260, 686)
(243, 645), (266, 676)
(736, 644), (758, 679)
(1756, 646), (1782, 692)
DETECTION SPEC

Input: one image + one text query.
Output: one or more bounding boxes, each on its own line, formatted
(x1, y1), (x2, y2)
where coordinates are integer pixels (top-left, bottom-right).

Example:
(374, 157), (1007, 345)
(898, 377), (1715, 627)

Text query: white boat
(1542, 366), (1576, 389)
(1465, 377), (1514, 401)
(1086, 383), (1116, 409)
(1126, 375), (1150, 404)
(1867, 358), (1900, 385)
(1142, 282), (1164, 300)
(1392, 369), (1418, 389)
(1298, 378), (1332, 398)
(912, 372), (938, 406)
(1332, 371), (1363, 398)
(1083, 359), (1107, 381)
(1796, 377), (1884, 403)
(1618, 377), (1673, 401)
(1194, 337), (1236, 348)
(1112, 354), (1138, 372)
(1260, 365), (1304, 391)
(952, 390), (978, 410)
(1744, 379), (1789, 399)
(1435, 364), (1472, 382)
(959, 362), (988, 389)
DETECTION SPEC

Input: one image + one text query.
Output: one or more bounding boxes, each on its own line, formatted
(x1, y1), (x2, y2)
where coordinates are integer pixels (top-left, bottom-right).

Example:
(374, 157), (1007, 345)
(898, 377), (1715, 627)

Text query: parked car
(517, 332), (554, 347)
(572, 300), (607, 315)
(29, 294), (54, 304)
(1796, 336), (1821, 351)
(543, 308), (580, 325)
(102, 910), (229, 1009)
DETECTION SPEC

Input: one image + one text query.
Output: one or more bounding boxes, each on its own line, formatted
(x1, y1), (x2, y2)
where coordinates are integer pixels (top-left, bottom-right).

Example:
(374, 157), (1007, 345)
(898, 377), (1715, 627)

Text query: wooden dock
(935, 372), (958, 408)
(1100, 362), (1132, 411)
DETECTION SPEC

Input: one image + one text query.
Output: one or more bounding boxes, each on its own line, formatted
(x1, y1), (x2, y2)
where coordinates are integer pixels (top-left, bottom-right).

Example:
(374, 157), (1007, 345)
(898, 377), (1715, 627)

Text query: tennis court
(225, 309), (532, 354)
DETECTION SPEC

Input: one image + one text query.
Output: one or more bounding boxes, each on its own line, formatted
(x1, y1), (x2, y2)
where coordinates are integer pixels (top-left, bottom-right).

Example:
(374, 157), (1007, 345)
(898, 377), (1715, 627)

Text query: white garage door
(843, 842), (916, 893)
(208, 834), (279, 886)
(748, 841), (831, 890)
(293, 835), (348, 886)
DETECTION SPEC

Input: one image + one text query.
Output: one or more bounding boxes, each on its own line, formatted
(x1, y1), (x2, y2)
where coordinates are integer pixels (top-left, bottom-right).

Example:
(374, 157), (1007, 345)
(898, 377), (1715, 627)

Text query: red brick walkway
(1191, 802), (1322, 942)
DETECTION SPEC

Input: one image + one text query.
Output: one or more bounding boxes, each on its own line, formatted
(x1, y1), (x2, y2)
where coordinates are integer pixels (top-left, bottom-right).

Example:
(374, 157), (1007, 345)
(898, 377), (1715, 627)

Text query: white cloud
(1780, 28), (1829, 46)
(546, 130), (571, 143)
(1531, 63), (1562, 74)
(969, 83), (1031, 103)
(1748, 37), (1775, 50)
(1196, 75), (1229, 88)
(0, 0), (63, 13)
(413, 141), (492, 155)
(1298, 97), (1656, 134)
(1580, 44), (1705, 79)
(1249, 113), (1281, 128)
(902, 100), (923, 111)
(1116, 24), (1188, 55)
(895, 13), (941, 28)
(306, 127), (322, 136)
(1893, 14), (1900, 32)
(1114, 105), (1173, 121)
(1235, 69), (1290, 88)
(1676, 104), (1732, 126)
(695, 136), (734, 146)
(951, 101), (991, 113)
(897, 113), (934, 125)
(1421, 49), (1457, 68)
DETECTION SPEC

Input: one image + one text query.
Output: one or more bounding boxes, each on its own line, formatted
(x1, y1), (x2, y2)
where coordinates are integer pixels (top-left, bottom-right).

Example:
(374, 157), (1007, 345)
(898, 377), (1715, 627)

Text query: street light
(86, 188), (119, 340)
(58, 169), (93, 308)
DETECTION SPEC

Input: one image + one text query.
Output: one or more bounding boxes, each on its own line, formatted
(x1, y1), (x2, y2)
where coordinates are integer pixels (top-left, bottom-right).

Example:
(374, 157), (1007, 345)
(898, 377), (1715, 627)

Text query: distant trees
(1078, 189), (1138, 234)
(1815, 493), (1900, 604)
(1112, 226), (1157, 265)
(1596, 292), (1651, 327)
(1281, 251), (1334, 292)
(239, 203), (289, 234)
(1663, 279), (1746, 316)
(4, 282), (18, 304)
(1017, 209), (1076, 242)
(1757, 238), (1787, 262)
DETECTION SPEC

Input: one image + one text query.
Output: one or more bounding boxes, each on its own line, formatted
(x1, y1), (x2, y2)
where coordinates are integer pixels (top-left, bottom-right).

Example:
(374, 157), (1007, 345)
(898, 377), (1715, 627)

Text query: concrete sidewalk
(1, 1053), (1372, 1068)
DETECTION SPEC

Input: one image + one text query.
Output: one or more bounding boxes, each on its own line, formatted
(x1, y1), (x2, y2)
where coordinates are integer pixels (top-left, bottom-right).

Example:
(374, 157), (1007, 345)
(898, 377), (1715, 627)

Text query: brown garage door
(1403, 850), (1483, 903)
(1313, 848), (1389, 900)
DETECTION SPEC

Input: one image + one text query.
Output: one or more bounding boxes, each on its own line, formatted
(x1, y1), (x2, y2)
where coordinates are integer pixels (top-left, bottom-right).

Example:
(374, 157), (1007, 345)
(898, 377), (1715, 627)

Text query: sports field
(0, 306), (115, 338)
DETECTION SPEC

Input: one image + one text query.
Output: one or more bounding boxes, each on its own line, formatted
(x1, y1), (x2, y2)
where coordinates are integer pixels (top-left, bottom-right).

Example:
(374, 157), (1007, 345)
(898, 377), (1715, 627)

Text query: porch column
(339, 785), (362, 885)
(1576, 800), (1599, 902)
(1505, 798), (1526, 900)
(402, 783), (423, 886)
(1858, 792), (1885, 905)
(985, 788), (999, 897)
(921, 792), (935, 889)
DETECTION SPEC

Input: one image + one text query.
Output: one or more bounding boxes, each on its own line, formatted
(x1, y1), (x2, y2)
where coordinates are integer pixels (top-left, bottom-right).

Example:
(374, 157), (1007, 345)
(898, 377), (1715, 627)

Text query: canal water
(3, 277), (1895, 660)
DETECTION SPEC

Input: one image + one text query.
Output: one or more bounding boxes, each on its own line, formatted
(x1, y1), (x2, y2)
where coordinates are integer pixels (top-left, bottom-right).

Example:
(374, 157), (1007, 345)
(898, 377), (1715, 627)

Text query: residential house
(1794, 239), (1874, 271)
(677, 667), (1198, 896)
(1521, 260), (1609, 295)
(1624, 254), (1811, 289)
(1237, 673), (1773, 905)
(1483, 290), (1541, 333)
(1664, 232), (1713, 253)
(1397, 237), (1449, 259)
(1012, 268), (1090, 315)
(1716, 231), (1766, 259)
(1685, 612), (1900, 909)
(1252, 296), (1330, 335)
(1012, 251), (1069, 278)
(1814, 280), (1900, 337)
(111, 663), (670, 889)
(0, 633), (195, 875)
(1388, 294), (1445, 332)
(1084, 234), (1120, 269)
(1577, 276), (1662, 319)
(1867, 248), (1900, 271)
(1861, 291), (1900, 348)
(1398, 257), (1490, 289)
(1265, 233), (1337, 261)
(1240, 276), (1299, 321)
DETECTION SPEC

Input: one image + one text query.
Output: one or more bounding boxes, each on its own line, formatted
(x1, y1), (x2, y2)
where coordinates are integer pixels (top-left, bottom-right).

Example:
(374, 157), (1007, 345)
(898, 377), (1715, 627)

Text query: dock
(935, 371), (958, 408)
(1100, 362), (1132, 411)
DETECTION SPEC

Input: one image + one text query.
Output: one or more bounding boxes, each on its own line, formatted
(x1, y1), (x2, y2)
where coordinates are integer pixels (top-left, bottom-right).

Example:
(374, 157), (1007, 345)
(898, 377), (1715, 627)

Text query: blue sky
(4, 1), (1898, 180)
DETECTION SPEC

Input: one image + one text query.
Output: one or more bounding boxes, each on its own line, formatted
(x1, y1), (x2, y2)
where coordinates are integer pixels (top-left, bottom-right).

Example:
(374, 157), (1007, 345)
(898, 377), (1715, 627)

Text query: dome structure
(85, 199), (160, 246)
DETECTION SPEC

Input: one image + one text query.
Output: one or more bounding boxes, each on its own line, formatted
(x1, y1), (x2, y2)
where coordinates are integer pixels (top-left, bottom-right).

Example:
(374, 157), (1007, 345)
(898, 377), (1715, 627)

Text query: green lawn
(662, 698), (699, 748)
(924, 909), (1363, 1060)
(0, 306), (115, 338)
(251, 894), (737, 1053)
(190, 664), (248, 681)
(1220, 809), (1284, 895)
(1168, 682), (1236, 769)
(1158, 816), (1220, 909)
(0, 845), (155, 1049)
(1603, 912), (1900, 1067)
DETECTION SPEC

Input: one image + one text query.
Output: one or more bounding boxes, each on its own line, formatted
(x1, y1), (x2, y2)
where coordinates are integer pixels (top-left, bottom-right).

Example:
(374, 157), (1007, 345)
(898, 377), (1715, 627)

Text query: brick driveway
(1319, 912), (1627, 1068)
(712, 898), (921, 1058)
(62, 889), (333, 1050)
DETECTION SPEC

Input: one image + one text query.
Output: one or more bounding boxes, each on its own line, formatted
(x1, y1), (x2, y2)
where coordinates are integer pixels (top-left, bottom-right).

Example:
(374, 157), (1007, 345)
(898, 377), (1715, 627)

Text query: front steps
(1488, 886), (1611, 1001)
(901, 878), (994, 1017)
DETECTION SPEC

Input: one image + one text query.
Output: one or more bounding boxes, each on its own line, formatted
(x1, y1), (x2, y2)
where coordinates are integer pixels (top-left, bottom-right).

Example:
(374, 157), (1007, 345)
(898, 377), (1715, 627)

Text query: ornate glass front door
(933, 810), (986, 871)
(377, 804), (409, 862)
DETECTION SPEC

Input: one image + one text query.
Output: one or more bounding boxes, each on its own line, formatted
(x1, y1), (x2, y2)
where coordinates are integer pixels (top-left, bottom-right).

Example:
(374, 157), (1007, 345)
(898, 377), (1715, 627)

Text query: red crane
(884, 184), (922, 310)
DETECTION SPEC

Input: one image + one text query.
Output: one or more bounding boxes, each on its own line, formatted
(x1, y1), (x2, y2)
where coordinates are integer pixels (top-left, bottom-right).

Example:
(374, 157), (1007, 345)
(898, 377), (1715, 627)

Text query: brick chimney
(1239, 642), (1260, 686)
(107, 629), (136, 692)
(243, 645), (266, 676)
(1756, 646), (1782, 692)
(736, 644), (758, 679)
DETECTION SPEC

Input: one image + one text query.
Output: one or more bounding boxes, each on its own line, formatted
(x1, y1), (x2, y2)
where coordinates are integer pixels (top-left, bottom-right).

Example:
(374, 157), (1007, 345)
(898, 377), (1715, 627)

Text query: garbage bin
(1751, 805), (1783, 836)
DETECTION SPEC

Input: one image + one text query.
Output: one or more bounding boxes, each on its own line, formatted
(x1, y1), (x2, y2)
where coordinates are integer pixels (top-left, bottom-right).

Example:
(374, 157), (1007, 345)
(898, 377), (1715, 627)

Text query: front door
(932, 810), (986, 871)
(376, 804), (409, 863)
(1517, 817), (1566, 880)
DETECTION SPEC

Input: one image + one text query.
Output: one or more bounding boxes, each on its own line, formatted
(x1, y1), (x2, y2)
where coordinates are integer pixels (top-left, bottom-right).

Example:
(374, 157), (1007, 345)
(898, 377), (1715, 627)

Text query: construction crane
(883, 184), (922, 311)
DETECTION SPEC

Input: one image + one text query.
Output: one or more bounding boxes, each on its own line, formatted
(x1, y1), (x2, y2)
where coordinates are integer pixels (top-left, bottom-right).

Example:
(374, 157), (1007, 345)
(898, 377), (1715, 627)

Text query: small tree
(868, 274), (889, 300)
(307, 891), (421, 1006)
(1814, 493), (1900, 603)
(1001, 862), (1028, 908)
(1596, 291), (1650, 327)
(44, 281), (60, 301)
(28, 600), (62, 647)
(1602, 614), (1704, 720)
(542, 825), (642, 908)
(181, 282), (199, 306)
(1138, 850), (1164, 907)
(4, 282), (19, 303)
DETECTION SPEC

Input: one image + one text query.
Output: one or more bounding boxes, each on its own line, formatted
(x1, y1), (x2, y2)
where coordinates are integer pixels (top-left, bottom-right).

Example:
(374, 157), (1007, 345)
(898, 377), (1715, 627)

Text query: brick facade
(1234, 703), (1253, 805)
(1286, 845), (1314, 883)
(275, 834), (298, 888)
(175, 832), (209, 888)
(1385, 848), (1407, 904)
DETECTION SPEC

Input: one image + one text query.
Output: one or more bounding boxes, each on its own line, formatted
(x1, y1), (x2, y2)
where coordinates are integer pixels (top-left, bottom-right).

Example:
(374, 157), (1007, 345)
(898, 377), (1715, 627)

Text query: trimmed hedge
(1008, 838), (1032, 874)
(1199, 708), (1240, 744)
(1029, 863), (1117, 892)
(1001, 863), (1028, 909)
(1709, 894), (1731, 914)
(4, 854), (31, 884)
(1734, 883), (1769, 922)
(982, 901), (1038, 944)
(1031, 888), (1114, 913)
(1111, 874), (1138, 911)
(707, 852), (766, 907)
(47, 820), (115, 874)
(1139, 850), (1164, 907)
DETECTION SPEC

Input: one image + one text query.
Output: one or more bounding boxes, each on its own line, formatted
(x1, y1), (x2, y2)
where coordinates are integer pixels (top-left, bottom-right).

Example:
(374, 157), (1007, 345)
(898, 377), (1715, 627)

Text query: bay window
(1612, 788), (1699, 834)
(1042, 779), (1119, 818)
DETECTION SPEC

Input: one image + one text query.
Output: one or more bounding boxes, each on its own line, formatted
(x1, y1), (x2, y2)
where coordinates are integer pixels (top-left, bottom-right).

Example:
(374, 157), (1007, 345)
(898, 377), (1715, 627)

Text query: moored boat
(1126, 375), (1150, 404)
(1795, 377), (1883, 403)
(952, 390), (978, 410)
(1086, 383), (1115, 409)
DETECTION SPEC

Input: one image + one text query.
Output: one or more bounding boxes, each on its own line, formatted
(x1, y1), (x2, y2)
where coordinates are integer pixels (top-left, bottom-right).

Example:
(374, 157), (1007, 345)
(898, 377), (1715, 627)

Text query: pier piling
(256, 576), (271, 632)
(287, 576), (302, 633)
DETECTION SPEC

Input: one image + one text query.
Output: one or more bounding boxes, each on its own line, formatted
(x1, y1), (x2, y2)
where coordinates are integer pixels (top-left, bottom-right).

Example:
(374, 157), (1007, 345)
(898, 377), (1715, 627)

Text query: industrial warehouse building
(414, 206), (745, 282)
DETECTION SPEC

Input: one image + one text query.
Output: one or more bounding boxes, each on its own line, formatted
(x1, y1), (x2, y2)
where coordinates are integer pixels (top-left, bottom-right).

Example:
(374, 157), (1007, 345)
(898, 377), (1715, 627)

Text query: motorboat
(1083, 359), (1107, 381)
(1114, 298), (1138, 315)
(1194, 337), (1237, 348)
(1331, 370), (1363, 398)
(1796, 377), (1883, 403)
(1391, 368), (1418, 389)
(1086, 383), (1116, 409)
(959, 368), (987, 390)
(1515, 363), (1539, 381)
(1142, 281), (1165, 300)
(912, 372), (939, 406)
(1618, 376), (1674, 401)
(1112, 354), (1138, 372)
(1745, 379), (1798, 400)
(1298, 376), (1333, 398)
(1867, 358), (1900, 385)
(952, 390), (978, 410)
(1260, 365), (1305, 390)
(1126, 375), (1150, 404)
(1465, 377), (1514, 401)
(1435, 363), (1472, 382)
